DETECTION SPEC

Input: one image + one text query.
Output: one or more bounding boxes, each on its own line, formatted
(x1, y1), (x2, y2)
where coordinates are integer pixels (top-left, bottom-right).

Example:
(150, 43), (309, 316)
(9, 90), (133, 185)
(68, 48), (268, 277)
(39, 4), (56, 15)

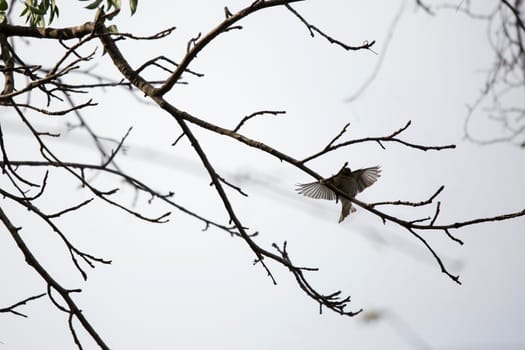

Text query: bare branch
(286, 4), (376, 52)
(0, 293), (46, 318)
(273, 241), (362, 316)
(0, 22), (95, 40)
(2, 159), (239, 236)
(0, 207), (110, 349)
(414, 0), (435, 15)
(233, 110), (286, 132)
(371, 185), (445, 208)
(172, 132), (185, 146)
(47, 198), (94, 218)
(0, 31), (14, 94)
(4, 99), (97, 115)
(154, 0), (306, 96)
(106, 26), (177, 41)
(501, 0), (525, 31)
(135, 55), (204, 77)
(2, 4), (524, 348)
(323, 122), (350, 150)
(101, 127), (133, 168)
(216, 174), (249, 197)
(301, 121), (456, 163)
(345, 1), (406, 102)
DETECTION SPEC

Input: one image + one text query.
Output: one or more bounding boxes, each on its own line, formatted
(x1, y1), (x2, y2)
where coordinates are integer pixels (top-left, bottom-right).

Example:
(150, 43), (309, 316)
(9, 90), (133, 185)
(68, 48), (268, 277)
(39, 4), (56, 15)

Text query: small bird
(296, 165), (381, 223)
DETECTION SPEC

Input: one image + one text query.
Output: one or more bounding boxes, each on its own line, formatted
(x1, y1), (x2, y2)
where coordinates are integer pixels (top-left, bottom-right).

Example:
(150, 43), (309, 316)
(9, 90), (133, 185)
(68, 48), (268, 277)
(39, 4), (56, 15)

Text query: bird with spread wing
(296, 165), (381, 223)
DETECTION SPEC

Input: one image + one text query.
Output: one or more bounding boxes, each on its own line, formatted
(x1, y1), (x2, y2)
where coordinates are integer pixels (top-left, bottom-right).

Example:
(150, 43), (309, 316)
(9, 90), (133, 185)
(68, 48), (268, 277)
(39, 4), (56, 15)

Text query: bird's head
(339, 167), (353, 176)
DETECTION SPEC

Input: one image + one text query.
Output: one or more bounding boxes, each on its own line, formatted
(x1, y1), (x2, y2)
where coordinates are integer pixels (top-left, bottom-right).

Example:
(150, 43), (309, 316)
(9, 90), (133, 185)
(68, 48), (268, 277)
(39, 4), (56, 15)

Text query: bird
(296, 165), (381, 223)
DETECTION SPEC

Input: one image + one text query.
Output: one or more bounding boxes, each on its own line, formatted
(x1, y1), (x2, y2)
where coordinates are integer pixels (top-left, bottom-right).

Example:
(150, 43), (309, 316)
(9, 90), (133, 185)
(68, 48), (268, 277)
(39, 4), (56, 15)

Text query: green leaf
(107, 24), (118, 33)
(129, 0), (137, 15)
(85, 0), (103, 10)
(107, 0), (121, 11)
(48, 0), (58, 23)
(49, 7), (57, 23)
(0, 0), (8, 12)
(27, 4), (47, 15)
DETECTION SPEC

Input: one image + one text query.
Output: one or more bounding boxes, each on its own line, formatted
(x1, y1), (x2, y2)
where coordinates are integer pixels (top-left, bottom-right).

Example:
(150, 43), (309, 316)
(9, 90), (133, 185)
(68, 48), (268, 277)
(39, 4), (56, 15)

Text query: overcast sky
(1, 1), (525, 349)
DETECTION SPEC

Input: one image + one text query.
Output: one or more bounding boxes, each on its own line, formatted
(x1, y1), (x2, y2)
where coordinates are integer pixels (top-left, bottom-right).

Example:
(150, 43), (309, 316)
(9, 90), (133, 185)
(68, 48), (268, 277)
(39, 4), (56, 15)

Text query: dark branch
(233, 110), (286, 132)
(286, 4), (376, 51)
(0, 293), (46, 318)
(154, 0), (306, 96)
(301, 121), (456, 163)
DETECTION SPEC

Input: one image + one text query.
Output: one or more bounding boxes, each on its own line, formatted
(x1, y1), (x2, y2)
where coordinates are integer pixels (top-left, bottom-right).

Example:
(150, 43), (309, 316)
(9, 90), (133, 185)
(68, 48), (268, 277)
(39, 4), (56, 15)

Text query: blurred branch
(425, 1), (525, 147)
(361, 309), (434, 350)
(414, 0), (434, 15)
(345, 0), (406, 102)
(501, 0), (525, 31)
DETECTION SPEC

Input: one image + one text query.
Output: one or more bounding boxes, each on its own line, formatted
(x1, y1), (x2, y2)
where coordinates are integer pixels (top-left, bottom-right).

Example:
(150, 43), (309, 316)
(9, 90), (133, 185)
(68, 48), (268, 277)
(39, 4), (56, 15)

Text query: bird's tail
(339, 200), (356, 223)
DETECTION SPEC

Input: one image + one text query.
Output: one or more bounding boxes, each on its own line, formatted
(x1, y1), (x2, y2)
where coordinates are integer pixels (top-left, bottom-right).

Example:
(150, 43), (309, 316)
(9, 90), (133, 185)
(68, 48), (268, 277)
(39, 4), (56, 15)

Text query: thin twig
(233, 110), (286, 132)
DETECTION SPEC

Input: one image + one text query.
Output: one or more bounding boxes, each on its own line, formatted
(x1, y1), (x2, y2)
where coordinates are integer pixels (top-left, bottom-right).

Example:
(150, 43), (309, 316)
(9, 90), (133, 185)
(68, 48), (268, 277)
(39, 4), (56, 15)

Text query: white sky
(1, 1), (525, 349)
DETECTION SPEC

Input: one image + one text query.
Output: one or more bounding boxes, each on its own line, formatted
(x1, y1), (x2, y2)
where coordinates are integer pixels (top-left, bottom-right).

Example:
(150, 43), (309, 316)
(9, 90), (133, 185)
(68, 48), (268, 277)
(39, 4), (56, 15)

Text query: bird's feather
(295, 181), (336, 200)
(295, 165), (381, 221)
(353, 166), (381, 193)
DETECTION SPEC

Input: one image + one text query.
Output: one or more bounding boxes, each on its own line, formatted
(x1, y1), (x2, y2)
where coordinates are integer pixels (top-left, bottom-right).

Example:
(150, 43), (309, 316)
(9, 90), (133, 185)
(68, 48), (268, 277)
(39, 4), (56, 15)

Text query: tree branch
(0, 206), (110, 349)
(154, 0), (306, 96)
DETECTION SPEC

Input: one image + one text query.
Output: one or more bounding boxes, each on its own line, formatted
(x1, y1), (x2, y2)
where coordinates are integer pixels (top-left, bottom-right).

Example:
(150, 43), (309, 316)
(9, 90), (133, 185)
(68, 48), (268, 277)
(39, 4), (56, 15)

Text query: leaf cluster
(13, 0), (138, 27)
(20, 0), (59, 27)
(80, 0), (137, 15)
(0, 0), (9, 23)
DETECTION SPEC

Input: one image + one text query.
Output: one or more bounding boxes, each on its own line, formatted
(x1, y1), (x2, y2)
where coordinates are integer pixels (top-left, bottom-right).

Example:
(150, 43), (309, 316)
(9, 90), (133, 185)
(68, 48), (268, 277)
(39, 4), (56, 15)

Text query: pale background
(1, 1), (524, 349)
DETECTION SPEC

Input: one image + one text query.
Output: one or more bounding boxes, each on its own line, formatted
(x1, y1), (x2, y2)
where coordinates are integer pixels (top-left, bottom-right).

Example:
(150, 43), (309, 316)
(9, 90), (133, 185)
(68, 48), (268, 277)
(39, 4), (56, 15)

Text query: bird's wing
(295, 181), (337, 200)
(354, 166), (381, 193)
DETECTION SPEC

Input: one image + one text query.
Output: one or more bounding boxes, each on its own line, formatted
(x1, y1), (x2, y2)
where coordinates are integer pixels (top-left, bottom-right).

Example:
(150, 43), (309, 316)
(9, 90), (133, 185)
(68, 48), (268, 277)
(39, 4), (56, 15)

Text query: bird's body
(296, 166), (381, 223)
